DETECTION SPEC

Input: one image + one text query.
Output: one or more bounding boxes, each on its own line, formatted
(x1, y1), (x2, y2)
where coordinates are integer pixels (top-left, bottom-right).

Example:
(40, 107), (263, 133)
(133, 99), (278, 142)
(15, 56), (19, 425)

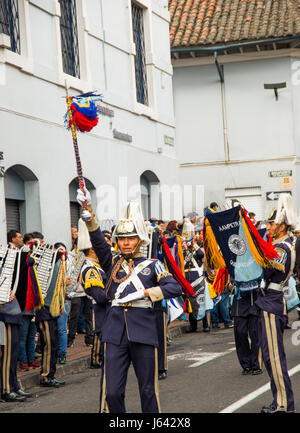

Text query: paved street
(1, 311), (300, 414)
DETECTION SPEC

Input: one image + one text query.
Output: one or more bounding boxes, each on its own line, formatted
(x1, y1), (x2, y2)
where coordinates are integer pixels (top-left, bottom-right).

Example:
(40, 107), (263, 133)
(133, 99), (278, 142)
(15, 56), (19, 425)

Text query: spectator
(32, 231), (44, 246)
(7, 230), (23, 249)
(166, 220), (179, 234)
(23, 233), (34, 245)
(158, 220), (166, 234)
(71, 226), (78, 250)
(248, 212), (257, 226)
(210, 285), (233, 329)
(204, 202), (218, 216)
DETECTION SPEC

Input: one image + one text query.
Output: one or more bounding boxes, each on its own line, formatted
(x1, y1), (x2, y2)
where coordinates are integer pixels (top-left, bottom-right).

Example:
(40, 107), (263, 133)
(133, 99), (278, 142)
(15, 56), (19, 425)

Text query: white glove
(116, 291), (145, 304)
(76, 187), (92, 206)
(81, 209), (92, 221)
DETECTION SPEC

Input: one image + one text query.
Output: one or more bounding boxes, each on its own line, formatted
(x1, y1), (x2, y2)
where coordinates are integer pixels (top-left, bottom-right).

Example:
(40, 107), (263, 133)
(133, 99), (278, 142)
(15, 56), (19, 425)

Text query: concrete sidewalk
(18, 319), (190, 391)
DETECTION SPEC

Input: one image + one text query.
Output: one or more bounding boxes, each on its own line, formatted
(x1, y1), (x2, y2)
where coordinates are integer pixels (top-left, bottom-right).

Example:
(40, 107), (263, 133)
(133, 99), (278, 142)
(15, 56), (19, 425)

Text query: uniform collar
(85, 256), (100, 266)
(273, 234), (290, 245)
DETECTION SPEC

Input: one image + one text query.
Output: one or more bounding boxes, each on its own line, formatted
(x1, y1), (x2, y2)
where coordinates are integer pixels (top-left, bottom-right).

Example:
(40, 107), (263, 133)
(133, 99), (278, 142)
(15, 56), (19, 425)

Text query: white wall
(0, 0), (177, 247)
(173, 56), (299, 216)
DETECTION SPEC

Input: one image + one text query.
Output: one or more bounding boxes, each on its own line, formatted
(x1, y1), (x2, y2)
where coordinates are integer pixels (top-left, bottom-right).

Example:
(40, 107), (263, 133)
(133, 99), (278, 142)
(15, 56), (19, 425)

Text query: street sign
(266, 191), (292, 201)
(268, 170), (292, 178)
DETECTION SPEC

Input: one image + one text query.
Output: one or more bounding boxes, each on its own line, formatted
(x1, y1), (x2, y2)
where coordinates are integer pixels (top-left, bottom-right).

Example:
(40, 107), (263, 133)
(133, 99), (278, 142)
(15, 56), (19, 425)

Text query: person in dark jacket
(77, 188), (182, 413)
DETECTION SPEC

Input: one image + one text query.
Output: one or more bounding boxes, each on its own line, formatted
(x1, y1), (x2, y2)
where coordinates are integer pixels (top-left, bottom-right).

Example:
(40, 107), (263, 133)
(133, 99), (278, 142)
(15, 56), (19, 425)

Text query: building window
(131, 2), (148, 106)
(59, 0), (80, 78)
(0, 0), (20, 54)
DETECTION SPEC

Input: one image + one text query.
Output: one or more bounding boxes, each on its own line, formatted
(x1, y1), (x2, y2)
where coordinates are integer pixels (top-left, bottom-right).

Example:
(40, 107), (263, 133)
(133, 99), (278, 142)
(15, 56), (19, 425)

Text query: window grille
(131, 2), (148, 105)
(0, 0), (20, 54)
(59, 0), (80, 78)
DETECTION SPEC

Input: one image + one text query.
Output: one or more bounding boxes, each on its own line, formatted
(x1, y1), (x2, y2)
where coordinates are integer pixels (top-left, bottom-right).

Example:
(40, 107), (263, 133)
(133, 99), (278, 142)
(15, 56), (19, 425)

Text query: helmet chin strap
(121, 239), (142, 260)
(270, 223), (286, 240)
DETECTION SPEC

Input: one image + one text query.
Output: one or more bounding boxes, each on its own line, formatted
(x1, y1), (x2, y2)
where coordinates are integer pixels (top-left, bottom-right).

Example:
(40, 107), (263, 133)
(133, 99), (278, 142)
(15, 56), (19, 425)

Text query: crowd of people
(0, 195), (299, 414)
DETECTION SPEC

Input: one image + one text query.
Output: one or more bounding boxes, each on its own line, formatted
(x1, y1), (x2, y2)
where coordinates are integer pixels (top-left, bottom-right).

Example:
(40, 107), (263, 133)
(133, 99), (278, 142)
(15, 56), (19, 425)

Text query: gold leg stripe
(2, 326), (7, 393)
(258, 346), (263, 370)
(7, 324), (11, 394)
(163, 312), (168, 371)
(2, 324), (11, 394)
(100, 342), (108, 413)
(263, 312), (284, 410)
(270, 314), (287, 411)
(154, 347), (161, 413)
(39, 321), (51, 380)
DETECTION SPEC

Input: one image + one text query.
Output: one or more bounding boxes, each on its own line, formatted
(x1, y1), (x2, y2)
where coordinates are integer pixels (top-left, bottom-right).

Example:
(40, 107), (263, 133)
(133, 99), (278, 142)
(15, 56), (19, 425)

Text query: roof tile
(169, 0), (300, 48)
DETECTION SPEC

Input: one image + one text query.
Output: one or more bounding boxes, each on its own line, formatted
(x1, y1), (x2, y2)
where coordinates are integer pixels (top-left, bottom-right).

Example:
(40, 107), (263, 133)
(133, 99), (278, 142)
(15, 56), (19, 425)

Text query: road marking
(167, 347), (236, 368)
(220, 363), (300, 413)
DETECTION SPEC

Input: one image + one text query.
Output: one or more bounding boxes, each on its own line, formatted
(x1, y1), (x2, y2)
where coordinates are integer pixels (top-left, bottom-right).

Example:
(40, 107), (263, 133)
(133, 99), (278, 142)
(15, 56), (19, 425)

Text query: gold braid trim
(269, 260), (285, 273)
(50, 256), (66, 317)
(157, 271), (171, 282)
(106, 257), (135, 296)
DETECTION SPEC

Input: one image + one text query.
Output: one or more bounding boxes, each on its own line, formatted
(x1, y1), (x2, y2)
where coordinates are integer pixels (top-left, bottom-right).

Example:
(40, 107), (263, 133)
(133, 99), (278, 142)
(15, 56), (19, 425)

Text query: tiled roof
(169, 0), (300, 48)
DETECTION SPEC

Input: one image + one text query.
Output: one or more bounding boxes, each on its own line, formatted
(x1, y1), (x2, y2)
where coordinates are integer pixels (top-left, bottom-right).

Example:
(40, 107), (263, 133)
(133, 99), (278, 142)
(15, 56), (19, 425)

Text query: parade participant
(257, 195), (296, 413)
(76, 188), (182, 413)
(33, 243), (67, 388)
(231, 283), (262, 375)
(0, 242), (39, 401)
(181, 220), (206, 333)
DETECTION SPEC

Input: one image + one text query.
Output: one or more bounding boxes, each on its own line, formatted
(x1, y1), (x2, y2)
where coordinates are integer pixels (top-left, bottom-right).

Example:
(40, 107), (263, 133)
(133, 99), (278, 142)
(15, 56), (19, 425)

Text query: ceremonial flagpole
(64, 83), (87, 209)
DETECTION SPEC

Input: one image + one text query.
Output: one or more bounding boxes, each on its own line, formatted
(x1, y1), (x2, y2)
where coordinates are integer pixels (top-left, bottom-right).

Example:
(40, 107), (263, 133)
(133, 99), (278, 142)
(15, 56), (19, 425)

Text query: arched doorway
(140, 170), (160, 220)
(4, 165), (41, 234)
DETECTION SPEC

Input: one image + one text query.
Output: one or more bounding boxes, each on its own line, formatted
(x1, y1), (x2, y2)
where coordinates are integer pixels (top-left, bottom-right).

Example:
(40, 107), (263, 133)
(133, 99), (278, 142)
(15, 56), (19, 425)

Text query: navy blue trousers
(38, 318), (58, 382)
(233, 315), (260, 370)
(155, 311), (168, 373)
(258, 310), (295, 412)
(101, 330), (161, 413)
(1, 323), (20, 395)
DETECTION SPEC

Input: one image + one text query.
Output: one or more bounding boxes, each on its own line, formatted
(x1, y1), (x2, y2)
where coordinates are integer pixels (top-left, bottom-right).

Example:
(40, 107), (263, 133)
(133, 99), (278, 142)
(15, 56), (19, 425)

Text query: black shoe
(252, 368), (263, 375)
(242, 368), (252, 375)
(203, 327), (211, 332)
(85, 337), (94, 346)
(261, 404), (288, 413)
(40, 379), (61, 388)
(77, 329), (86, 334)
(158, 371), (167, 380)
(285, 323), (292, 330)
(67, 339), (74, 348)
(53, 377), (65, 386)
(16, 389), (33, 398)
(58, 354), (66, 365)
(90, 363), (101, 369)
(2, 392), (26, 402)
(185, 328), (197, 333)
(212, 324), (220, 329)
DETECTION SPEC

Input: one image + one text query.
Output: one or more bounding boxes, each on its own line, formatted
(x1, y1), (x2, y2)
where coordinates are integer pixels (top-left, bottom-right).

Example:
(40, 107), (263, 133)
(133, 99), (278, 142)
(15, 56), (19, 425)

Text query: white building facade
(173, 52), (300, 221)
(0, 0), (178, 247)
(169, 0), (300, 222)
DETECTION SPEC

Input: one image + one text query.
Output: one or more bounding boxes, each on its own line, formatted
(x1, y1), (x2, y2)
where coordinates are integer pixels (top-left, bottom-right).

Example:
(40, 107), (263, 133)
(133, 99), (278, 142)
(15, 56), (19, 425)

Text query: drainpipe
(172, 35), (300, 163)
(214, 52), (229, 162)
(99, 0), (108, 90)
